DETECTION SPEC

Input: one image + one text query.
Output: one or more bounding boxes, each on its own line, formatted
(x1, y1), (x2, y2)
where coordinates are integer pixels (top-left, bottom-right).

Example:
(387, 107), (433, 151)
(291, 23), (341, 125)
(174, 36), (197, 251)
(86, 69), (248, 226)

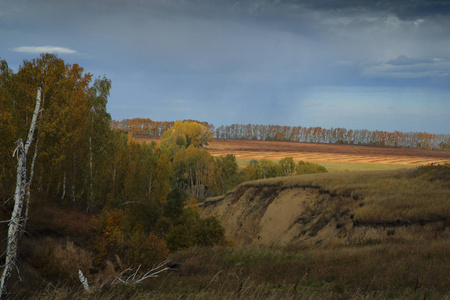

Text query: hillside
(200, 165), (450, 246)
(1, 166), (448, 299)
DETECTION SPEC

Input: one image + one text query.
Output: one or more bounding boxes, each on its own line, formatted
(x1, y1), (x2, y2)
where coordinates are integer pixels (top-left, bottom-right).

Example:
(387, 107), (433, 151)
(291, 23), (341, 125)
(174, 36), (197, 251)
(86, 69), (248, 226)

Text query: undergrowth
(25, 238), (450, 299)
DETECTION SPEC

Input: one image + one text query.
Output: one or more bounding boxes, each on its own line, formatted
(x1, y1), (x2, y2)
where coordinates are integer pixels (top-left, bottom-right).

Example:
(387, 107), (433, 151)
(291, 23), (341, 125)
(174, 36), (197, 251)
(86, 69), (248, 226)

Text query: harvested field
(136, 135), (450, 166)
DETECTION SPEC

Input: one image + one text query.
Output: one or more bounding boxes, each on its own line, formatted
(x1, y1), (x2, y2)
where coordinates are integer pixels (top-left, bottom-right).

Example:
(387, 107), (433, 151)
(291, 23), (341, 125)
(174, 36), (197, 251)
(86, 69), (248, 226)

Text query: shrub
(296, 161), (328, 174)
(164, 188), (188, 221)
(126, 231), (169, 268)
(166, 224), (194, 251)
(193, 216), (226, 247)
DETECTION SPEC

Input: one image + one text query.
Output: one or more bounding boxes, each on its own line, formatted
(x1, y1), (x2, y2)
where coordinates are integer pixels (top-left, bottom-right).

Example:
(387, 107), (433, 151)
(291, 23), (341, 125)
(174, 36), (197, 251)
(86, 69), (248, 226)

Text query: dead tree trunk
(20, 135), (39, 239)
(0, 85), (42, 297)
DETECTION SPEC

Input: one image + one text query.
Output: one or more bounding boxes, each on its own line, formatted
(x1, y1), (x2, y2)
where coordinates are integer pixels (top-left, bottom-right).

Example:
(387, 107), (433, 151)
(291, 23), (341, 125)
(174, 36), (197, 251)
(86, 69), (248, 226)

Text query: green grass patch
(236, 158), (414, 172)
(310, 161), (415, 172)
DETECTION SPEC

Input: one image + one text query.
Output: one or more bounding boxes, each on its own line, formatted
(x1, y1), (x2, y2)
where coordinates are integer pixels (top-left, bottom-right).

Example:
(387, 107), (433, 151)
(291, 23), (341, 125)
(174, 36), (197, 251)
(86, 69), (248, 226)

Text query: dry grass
(239, 165), (450, 224)
(28, 238), (450, 299)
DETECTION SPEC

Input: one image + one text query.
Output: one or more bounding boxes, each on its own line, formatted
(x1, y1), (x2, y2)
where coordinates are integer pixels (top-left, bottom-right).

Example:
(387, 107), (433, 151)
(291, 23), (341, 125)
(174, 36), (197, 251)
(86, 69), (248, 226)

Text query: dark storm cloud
(277, 0), (450, 19)
(2, 0), (449, 133)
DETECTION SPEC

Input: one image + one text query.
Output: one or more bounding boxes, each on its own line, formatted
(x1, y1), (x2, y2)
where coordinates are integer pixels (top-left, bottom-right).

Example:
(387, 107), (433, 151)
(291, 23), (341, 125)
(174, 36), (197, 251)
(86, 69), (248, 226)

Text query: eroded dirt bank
(199, 180), (448, 246)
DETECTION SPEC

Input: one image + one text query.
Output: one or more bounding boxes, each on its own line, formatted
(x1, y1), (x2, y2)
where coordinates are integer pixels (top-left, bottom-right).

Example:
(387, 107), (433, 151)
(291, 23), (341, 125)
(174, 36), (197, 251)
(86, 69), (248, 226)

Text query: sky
(1, 0), (450, 134)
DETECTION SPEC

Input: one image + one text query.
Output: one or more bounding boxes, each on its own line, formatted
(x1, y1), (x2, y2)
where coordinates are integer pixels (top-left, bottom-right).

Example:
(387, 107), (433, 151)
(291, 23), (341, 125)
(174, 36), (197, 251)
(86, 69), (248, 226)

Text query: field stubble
(137, 136), (450, 170)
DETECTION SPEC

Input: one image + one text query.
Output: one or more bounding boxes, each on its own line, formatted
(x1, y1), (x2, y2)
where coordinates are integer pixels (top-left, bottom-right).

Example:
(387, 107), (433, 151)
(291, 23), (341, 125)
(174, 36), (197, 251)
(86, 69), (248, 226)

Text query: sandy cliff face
(200, 183), (447, 246)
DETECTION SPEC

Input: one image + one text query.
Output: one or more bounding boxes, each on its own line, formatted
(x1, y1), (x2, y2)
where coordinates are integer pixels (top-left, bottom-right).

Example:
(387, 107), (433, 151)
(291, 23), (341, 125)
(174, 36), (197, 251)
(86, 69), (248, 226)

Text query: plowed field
(136, 136), (450, 166)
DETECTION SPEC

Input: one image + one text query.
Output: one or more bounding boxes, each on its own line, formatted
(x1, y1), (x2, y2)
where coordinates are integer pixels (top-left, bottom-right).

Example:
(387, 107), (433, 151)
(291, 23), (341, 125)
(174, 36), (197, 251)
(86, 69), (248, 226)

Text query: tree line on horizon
(112, 118), (450, 150)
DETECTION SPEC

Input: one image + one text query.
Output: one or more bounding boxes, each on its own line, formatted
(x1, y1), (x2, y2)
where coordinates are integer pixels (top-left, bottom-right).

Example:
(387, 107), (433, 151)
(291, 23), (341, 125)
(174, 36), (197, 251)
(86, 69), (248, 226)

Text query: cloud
(361, 55), (450, 79)
(11, 46), (77, 54)
(279, 0), (450, 20)
(386, 55), (437, 66)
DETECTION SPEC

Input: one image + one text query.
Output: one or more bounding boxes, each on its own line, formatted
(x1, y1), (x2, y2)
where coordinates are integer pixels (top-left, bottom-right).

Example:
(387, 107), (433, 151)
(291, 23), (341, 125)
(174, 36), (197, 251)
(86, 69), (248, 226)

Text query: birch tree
(0, 84), (42, 297)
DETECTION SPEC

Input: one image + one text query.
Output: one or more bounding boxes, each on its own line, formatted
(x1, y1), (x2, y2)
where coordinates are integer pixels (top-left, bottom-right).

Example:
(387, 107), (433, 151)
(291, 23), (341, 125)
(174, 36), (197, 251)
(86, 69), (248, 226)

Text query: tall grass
(29, 238), (450, 299)
(13, 165), (450, 299)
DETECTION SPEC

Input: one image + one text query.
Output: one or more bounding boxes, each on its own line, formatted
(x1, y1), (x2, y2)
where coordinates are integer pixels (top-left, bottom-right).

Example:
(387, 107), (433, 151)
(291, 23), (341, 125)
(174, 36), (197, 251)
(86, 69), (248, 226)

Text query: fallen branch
(79, 259), (172, 291)
(111, 260), (171, 285)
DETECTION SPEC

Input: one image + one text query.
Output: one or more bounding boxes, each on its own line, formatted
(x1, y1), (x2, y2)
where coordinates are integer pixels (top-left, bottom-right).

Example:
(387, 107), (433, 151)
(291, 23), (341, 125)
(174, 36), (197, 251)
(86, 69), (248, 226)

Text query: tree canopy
(161, 120), (213, 151)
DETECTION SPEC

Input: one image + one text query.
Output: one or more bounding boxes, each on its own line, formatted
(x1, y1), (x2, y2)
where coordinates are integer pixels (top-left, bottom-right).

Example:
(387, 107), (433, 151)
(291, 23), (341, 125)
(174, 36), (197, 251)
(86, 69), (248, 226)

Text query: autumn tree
(0, 84), (42, 296)
(279, 157), (296, 176)
(160, 121), (213, 155)
(215, 154), (242, 194)
(0, 54), (115, 294)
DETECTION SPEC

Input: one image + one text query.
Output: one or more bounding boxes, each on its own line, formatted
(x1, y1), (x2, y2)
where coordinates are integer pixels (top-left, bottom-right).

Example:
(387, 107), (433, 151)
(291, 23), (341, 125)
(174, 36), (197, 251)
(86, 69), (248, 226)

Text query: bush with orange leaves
(126, 230), (169, 269)
(92, 209), (169, 269)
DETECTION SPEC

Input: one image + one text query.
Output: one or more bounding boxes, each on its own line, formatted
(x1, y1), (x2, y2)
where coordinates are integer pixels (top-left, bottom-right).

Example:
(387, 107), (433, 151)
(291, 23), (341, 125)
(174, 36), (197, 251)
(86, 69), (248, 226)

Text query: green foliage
(171, 143), (239, 199)
(240, 165), (263, 181)
(259, 159), (282, 178)
(215, 154), (242, 194)
(240, 158), (328, 181)
(128, 201), (161, 233)
(193, 216), (226, 247)
(166, 224), (194, 251)
(164, 188), (188, 221)
(295, 161), (328, 174)
(278, 157), (295, 176)
(166, 208), (226, 251)
(154, 216), (173, 237)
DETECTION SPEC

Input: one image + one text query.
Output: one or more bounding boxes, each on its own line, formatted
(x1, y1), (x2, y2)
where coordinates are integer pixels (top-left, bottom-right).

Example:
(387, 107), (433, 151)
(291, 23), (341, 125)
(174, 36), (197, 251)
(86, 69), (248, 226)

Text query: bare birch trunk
(0, 85), (42, 297)
(20, 135), (39, 238)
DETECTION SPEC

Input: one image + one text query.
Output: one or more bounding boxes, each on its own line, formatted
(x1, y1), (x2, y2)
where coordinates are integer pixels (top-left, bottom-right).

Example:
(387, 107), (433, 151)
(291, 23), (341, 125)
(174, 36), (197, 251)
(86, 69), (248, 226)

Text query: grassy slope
(7, 165), (450, 299)
(239, 165), (449, 224)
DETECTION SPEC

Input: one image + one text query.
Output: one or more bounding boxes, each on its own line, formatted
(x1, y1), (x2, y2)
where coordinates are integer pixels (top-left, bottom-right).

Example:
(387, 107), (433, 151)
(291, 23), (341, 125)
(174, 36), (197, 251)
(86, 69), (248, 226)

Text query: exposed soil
(199, 183), (449, 246)
(136, 135), (450, 165)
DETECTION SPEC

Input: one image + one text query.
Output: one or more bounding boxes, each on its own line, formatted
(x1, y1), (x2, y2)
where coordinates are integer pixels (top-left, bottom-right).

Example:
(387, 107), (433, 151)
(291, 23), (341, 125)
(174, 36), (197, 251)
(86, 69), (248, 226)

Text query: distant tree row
(240, 158), (327, 181)
(111, 118), (214, 137)
(215, 124), (450, 150)
(114, 118), (450, 150)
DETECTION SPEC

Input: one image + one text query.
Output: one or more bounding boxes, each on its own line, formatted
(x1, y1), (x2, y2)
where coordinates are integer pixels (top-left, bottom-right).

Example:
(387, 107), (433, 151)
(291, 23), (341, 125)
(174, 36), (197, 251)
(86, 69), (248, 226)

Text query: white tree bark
(20, 135), (39, 239)
(0, 85), (42, 297)
(78, 270), (90, 291)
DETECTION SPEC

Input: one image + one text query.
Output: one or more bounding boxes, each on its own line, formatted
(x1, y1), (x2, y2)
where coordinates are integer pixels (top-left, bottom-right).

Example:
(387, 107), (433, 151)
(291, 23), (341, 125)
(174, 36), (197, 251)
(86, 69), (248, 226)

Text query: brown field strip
(136, 136), (450, 166)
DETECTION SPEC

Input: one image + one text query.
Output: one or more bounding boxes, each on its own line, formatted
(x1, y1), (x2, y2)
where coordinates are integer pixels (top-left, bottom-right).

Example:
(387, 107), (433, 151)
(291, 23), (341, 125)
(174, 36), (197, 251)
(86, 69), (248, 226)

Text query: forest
(113, 118), (450, 150)
(0, 54), (333, 297)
